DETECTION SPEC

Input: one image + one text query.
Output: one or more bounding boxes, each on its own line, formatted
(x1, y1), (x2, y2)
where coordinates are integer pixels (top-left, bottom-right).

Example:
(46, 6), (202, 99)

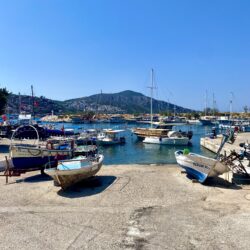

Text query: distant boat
(199, 116), (217, 126)
(73, 145), (98, 157)
(187, 119), (201, 125)
(175, 150), (229, 183)
(45, 154), (104, 190)
(143, 131), (190, 145)
(109, 115), (126, 123)
(96, 129), (126, 146)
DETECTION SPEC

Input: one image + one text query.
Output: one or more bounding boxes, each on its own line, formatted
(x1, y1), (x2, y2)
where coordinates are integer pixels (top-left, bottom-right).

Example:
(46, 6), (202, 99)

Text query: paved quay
(1, 164), (250, 250)
(200, 132), (250, 155)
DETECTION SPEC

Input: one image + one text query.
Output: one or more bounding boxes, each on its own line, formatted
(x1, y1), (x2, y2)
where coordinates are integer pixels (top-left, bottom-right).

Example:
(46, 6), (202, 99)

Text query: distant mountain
(7, 90), (195, 115)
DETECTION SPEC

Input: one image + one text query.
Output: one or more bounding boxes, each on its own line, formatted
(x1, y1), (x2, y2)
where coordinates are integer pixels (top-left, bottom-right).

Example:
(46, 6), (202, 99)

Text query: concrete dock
(1, 164), (250, 249)
(200, 132), (250, 156)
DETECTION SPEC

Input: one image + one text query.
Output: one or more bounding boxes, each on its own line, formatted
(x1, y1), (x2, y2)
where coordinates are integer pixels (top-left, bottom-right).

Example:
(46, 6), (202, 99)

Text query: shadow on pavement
(21, 173), (53, 183)
(57, 175), (117, 198)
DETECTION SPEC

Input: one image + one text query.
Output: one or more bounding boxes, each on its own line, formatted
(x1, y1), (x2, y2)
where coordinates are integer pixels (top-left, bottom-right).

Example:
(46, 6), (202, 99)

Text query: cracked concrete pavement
(1, 164), (250, 249)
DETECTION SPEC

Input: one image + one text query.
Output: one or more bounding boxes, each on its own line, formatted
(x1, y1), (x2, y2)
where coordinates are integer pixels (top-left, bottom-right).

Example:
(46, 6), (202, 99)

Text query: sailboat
(135, 69), (191, 145)
(132, 69), (171, 139)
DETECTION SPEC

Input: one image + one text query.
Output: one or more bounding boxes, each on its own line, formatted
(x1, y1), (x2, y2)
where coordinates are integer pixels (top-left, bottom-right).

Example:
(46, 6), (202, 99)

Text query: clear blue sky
(0, 0), (250, 112)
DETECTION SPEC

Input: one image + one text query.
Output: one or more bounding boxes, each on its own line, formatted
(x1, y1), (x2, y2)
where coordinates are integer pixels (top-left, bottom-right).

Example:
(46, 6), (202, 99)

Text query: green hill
(7, 90), (195, 115)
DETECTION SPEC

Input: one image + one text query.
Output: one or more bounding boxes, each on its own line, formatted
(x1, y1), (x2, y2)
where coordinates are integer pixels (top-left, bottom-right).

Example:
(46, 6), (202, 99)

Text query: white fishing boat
(175, 150), (229, 183)
(96, 129), (125, 146)
(45, 154), (104, 190)
(175, 134), (230, 183)
(143, 131), (190, 145)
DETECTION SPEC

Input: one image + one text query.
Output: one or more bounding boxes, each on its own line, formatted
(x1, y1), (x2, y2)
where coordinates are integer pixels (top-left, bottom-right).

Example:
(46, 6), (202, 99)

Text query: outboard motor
(187, 131), (193, 140)
(120, 137), (126, 144)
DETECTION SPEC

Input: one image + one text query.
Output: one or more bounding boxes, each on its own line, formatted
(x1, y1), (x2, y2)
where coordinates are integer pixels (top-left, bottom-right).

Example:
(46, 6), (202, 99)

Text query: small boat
(175, 133), (231, 183)
(199, 116), (217, 126)
(143, 131), (190, 145)
(175, 150), (229, 183)
(73, 145), (98, 157)
(96, 129), (125, 146)
(45, 154), (104, 190)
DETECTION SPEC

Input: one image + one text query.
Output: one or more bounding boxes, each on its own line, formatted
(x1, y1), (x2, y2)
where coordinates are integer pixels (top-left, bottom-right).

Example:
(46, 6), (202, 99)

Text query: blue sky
(0, 0), (250, 112)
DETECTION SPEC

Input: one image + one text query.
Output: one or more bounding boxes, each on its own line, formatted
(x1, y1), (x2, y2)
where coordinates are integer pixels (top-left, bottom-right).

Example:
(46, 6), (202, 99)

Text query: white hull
(175, 151), (229, 183)
(143, 136), (189, 145)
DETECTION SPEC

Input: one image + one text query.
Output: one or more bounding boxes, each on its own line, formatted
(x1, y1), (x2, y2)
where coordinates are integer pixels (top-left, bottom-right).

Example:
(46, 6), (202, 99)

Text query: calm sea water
(50, 122), (216, 165)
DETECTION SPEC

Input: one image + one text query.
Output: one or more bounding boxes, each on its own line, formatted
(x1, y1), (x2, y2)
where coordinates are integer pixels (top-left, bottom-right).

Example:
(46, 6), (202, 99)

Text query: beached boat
(175, 133), (231, 182)
(175, 150), (229, 183)
(143, 131), (190, 145)
(45, 154), (104, 189)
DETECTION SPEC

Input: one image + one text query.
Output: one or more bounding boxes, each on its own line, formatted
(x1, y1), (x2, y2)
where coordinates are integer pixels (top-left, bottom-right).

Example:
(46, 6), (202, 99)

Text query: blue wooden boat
(9, 125), (72, 172)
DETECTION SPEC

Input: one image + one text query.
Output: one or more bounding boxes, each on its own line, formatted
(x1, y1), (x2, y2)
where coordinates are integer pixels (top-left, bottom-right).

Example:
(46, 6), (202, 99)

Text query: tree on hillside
(0, 88), (10, 115)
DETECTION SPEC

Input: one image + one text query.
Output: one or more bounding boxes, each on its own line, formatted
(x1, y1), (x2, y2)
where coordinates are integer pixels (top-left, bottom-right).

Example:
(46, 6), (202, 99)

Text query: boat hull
(175, 150), (229, 183)
(45, 155), (104, 189)
(199, 119), (214, 126)
(10, 145), (72, 171)
(143, 136), (189, 145)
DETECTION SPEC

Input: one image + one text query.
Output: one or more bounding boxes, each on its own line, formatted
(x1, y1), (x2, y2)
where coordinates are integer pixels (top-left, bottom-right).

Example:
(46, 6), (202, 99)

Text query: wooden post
(5, 156), (10, 184)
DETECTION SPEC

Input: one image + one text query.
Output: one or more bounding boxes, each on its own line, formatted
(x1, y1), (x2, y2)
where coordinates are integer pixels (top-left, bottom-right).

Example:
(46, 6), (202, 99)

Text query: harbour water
(45, 122), (216, 165)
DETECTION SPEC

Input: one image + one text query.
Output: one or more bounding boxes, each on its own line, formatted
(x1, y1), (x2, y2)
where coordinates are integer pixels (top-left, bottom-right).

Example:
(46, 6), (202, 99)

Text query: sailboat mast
(212, 92), (215, 117)
(19, 92), (21, 113)
(147, 69), (156, 128)
(205, 90), (208, 116)
(31, 85), (34, 118)
(150, 69), (154, 127)
(229, 92), (233, 119)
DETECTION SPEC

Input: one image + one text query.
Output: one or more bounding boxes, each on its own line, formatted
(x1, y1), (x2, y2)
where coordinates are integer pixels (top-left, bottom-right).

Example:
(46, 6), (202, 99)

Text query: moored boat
(143, 131), (190, 145)
(9, 125), (73, 172)
(96, 129), (126, 146)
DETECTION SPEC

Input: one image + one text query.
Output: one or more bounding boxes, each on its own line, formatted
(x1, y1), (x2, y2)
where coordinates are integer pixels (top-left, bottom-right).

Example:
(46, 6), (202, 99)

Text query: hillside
(7, 90), (195, 115)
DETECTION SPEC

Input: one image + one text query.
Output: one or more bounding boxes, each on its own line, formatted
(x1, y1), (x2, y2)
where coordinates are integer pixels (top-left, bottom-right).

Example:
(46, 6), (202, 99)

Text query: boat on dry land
(45, 154), (104, 190)
(175, 150), (229, 183)
(175, 134), (230, 183)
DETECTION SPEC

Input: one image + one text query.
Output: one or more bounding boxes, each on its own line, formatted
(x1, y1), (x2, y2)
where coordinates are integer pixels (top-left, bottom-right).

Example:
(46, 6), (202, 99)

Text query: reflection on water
(68, 123), (215, 165)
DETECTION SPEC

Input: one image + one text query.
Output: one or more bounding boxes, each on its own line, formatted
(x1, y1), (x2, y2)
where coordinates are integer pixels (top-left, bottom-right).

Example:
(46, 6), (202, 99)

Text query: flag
(2, 114), (7, 121)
